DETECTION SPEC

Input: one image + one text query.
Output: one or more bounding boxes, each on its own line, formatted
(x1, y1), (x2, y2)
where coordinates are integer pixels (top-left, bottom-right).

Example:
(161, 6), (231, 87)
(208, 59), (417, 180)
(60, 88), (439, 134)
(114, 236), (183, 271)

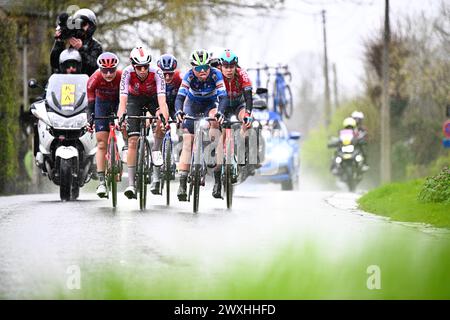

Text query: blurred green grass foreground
(43, 235), (450, 300)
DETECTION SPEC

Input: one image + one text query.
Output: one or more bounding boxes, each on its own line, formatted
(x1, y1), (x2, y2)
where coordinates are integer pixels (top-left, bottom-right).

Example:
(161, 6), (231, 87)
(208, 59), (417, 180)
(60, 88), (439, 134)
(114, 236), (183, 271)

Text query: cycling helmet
(190, 49), (210, 66)
(97, 52), (119, 68)
(73, 8), (97, 38)
(157, 53), (177, 72)
(343, 117), (357, 129)
(220, 49), (238, 65)
(130, 46), (152, 65)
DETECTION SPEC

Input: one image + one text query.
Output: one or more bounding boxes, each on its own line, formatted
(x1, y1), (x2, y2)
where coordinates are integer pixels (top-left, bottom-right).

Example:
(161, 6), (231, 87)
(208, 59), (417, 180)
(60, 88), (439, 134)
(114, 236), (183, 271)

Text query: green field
(358, 179), (450, 229)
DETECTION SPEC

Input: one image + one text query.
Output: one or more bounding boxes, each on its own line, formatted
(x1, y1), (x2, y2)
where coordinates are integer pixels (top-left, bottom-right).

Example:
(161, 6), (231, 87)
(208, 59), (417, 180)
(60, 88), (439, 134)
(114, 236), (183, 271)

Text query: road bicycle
(94, 113), (123, 208)
(220, 118), (242, 209)
(126, 109), (160, 210)
(158, 118), (178, 206)
(184, 115), (217, 213)
(267, 65), (293, 119)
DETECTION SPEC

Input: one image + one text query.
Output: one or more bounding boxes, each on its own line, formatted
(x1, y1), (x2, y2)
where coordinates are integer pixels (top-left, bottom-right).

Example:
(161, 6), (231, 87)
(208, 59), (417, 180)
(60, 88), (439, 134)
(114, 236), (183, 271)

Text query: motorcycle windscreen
(46, 74), (89, 117)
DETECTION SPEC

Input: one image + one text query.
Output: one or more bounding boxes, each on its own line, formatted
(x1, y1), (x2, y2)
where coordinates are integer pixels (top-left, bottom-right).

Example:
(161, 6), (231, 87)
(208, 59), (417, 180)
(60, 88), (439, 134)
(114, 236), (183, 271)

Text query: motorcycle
(328, 129), (365, 192)
(29, 74), (97, 201)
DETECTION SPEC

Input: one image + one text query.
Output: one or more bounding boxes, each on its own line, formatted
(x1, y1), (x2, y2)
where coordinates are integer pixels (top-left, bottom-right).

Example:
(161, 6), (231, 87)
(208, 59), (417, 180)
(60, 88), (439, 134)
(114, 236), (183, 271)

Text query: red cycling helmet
(97, 52), (119, 68)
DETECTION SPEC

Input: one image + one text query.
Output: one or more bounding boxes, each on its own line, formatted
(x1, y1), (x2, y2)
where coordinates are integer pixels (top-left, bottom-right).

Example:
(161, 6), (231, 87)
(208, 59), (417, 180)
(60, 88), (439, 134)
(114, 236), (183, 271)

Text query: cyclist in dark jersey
(87, 52), (122, 198)
(174, 49), (227, 201)
(116, 46), (169, 199)
(157, 53), (182, 119)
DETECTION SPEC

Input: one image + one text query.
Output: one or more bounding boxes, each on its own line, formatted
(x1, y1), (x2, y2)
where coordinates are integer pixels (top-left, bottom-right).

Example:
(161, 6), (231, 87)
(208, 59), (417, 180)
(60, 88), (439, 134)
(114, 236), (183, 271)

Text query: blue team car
(252, 102), (301, 190)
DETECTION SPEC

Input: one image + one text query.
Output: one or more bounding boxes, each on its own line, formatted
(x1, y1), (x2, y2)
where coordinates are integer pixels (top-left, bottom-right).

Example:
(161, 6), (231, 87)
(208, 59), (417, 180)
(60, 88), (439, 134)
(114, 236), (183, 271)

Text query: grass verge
(358, 179), (450, 228)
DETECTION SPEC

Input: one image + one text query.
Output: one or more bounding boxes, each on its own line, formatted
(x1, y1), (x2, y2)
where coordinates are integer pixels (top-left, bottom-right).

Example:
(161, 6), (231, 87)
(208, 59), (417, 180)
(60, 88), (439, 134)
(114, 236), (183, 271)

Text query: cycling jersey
(87, 69), (122, 103)
(120, 65), (166, 97)
(175, 67), (227, 111)
(223, 67), (252, 107)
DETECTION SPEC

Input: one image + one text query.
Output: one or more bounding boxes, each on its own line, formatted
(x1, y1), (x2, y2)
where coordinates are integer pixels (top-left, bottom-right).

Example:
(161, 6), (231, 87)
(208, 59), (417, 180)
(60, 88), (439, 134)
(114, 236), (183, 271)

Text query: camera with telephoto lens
(55, 13), (85, 40)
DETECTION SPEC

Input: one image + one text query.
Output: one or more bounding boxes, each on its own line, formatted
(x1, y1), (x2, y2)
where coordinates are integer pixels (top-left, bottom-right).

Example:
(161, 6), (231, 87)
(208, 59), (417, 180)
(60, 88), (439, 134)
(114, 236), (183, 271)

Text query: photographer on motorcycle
(50, 8), (103, 76)
(351, 111), (369, 171)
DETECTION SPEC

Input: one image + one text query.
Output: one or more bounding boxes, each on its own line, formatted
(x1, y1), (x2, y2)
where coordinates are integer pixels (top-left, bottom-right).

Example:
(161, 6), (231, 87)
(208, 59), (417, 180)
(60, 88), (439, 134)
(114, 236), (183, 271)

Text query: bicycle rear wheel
(282, 85), (294, 119)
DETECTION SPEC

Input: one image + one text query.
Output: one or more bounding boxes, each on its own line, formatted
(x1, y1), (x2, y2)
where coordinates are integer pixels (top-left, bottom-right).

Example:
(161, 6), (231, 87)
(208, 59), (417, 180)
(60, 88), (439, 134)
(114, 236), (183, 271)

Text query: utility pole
(321, 9), (331, 126)
(381, 0), (391, 183)
(332, 63), (339, 111)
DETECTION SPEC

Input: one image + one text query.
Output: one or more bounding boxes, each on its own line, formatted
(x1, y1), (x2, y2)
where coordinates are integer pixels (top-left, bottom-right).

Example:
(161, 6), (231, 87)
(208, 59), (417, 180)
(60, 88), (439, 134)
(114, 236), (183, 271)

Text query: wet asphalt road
(1, 177), (449, 299)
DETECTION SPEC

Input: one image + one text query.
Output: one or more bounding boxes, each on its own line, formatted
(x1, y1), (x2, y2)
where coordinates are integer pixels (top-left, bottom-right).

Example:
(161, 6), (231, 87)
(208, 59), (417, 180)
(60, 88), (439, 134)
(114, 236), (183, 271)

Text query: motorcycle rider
(174, 49), (227, 201)
(116, 46), (169, 199)
(87, 52), (123, 198)
(351, 111), (369, 171)
(330, 117), (357, 175)
(59, 48), (83, 74)
(50, 8), (103, 76)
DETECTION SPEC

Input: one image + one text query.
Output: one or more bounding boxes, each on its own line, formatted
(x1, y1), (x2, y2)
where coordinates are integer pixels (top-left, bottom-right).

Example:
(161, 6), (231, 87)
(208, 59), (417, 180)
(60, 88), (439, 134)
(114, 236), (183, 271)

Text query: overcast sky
(199, 0), (443, 97)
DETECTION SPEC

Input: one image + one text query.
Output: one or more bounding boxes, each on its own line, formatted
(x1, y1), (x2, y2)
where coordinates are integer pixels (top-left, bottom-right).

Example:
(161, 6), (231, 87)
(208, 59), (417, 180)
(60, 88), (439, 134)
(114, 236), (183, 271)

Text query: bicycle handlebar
(184, 116), (217, 121)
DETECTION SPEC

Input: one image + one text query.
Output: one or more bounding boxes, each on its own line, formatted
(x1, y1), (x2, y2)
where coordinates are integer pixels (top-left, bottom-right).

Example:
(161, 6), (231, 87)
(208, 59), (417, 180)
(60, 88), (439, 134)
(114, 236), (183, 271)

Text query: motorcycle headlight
(355, 155), (363, 162)
(335, 156), (342, 164)
(341, 145), (354, 153)
(48, 112), (87, 129)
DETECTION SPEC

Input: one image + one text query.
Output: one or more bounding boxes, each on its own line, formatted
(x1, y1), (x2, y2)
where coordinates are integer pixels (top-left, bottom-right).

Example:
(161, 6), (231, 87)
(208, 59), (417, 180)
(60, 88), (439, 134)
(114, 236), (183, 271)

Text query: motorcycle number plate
(61, 84), (76, 106)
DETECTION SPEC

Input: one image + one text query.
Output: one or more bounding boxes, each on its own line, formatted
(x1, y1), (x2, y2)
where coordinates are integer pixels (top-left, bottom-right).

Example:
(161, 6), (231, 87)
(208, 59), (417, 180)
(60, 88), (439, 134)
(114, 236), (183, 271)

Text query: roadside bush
(418, 167), (450, 204)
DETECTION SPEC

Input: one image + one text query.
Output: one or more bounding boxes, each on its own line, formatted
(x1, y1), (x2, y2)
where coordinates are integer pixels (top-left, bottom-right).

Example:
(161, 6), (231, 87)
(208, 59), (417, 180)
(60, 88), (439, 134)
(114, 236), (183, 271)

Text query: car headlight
(48, 112), (87, 129)
(341, 145), (354, 153)
(272, 145), (291, 163)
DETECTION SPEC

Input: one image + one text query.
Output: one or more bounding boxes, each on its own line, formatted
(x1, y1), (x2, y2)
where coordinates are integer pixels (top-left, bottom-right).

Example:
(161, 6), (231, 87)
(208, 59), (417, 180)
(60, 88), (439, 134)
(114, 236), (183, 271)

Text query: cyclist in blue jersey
(174, 49), (228, 201)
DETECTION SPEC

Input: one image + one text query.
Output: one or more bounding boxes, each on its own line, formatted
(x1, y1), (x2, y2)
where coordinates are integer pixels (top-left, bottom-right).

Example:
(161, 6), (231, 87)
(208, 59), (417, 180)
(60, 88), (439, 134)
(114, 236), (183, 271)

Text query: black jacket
(50, 37), (103, 76)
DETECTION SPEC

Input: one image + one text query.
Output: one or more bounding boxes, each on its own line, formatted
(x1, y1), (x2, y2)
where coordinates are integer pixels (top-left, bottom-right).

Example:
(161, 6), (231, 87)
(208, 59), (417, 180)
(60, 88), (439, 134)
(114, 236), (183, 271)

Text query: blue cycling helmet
(157, 53), (177, 72)
(220, 49), (238, 64)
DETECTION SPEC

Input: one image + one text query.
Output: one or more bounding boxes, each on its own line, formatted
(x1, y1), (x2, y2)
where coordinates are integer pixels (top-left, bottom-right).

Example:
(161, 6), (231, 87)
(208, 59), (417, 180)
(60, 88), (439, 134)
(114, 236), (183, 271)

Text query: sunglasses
(100, 67), (117, 74)
(194, 65), (210, 72)
(221, 63), (237, 69)
(134, 64), (149, 71)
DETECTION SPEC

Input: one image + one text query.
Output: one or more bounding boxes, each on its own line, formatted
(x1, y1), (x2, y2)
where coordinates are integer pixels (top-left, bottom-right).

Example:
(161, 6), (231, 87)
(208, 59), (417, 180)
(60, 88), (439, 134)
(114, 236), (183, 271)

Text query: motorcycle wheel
(60, 159), (72, 201)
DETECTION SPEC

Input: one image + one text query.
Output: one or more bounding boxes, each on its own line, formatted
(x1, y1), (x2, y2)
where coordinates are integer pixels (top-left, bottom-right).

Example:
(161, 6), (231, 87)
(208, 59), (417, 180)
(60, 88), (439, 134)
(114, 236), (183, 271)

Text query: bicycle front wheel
(192, 164), (201, 213)
(225, 164), (233, 209)
(163, 138), (172, 206)
(137, 137), (149, 210)
(109, 139), (118, 208)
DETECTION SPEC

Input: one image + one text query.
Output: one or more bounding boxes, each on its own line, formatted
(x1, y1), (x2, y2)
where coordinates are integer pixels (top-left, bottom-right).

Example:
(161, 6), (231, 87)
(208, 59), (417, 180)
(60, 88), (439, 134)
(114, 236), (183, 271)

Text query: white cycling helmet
(351, 111), (364, 120)
(130, 46), (152, 66)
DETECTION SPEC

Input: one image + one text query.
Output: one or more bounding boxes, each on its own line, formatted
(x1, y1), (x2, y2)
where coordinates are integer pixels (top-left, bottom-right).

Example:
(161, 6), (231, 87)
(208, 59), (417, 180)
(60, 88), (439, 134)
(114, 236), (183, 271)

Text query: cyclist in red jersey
(116, 46), (169, 199)
(213, 49), (255, 197)
(87, 52), (122, 198)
